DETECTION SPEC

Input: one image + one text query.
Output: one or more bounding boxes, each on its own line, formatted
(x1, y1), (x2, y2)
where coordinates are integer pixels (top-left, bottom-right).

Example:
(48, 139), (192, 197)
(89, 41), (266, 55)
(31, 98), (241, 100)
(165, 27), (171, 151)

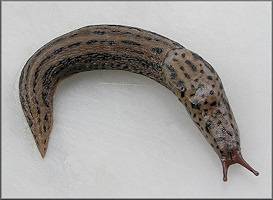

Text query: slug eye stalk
(221, 151), (259, 182)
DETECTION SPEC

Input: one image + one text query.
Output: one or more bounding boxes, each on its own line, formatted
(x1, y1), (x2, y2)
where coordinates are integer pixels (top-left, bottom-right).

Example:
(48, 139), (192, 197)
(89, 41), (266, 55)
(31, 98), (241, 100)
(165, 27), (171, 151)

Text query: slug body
(19, 25), (259, 181)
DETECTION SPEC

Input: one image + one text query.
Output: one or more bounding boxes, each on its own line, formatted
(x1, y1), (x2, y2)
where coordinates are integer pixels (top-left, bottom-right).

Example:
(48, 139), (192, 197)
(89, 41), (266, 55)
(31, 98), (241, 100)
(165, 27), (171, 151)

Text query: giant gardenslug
(19, 24), (259, 181)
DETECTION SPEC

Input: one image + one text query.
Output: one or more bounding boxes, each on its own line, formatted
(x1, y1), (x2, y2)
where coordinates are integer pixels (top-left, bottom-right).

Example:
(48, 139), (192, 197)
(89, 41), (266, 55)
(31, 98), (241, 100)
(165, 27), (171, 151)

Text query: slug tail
(220, 151), (259, 182)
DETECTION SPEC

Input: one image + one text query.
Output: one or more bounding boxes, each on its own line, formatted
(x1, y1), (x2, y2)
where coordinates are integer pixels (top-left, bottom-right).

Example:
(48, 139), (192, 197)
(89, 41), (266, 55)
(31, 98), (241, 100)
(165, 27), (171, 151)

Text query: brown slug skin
(19, 24), (259, 181)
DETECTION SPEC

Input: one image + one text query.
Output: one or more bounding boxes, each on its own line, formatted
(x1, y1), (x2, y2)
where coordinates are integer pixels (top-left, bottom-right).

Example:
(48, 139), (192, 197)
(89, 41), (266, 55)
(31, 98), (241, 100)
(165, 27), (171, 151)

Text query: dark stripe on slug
(42, 92), (50, 107)
(67, 42), (81, 48)
(25, 65), (31, 80)
(93, 31), (106, 35)
(39, 55), (51, 67)
(86, 40), (97, 44)
(27, 116), (33, 127)
(192, 52), (202, 60)
(122, 40), (141, 46)
(36, 49), (44, 57)
(70, 33), (78, 37)
(53, 47), (64, 55)
(222, 127), (233, 136)
(52, 37), (64, 45)
(132, 50), (144, 55)
(203, 60), (215, 74)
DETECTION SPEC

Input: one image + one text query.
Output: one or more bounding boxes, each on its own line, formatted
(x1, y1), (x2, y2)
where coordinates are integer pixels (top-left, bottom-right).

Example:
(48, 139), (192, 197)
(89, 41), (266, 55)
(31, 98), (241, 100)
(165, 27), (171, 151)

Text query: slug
(19, 24), (259, 181)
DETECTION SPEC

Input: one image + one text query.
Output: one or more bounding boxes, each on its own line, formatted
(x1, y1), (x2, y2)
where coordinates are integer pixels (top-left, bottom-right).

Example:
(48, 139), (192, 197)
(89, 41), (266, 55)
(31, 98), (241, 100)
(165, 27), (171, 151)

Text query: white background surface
(2, 1), (272, 198)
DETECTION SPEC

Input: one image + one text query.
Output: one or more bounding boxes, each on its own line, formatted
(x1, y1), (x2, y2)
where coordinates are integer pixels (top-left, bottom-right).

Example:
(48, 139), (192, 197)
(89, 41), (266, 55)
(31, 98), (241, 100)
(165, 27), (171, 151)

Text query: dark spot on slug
(220, 83), (223, 90)
(210, 101), (217, 106)
(43, 125), (46, 132)
(170, 72), (176, 80)
(36, 107), (40, 115)
(194, 78), (199, 82)
(144, 37), (152, 40)
(185, 60), (197, 71)
(44, 114), (48, 121)
(176, 81), (185, 89)
(207, 76), (212, 80)
(180, 66), (184, 71)
(181, 53), (185, 58)
(205, 120), (213, 133)
(152, 47), (163, 54)
(217, 120), (221, 126)
(200, 70), (204, 74)
(191, 100), (200, 110)
(181, 87), (186, 98)
(184, 73), (190, 79)
(214, 137), (225, 142)
(167, 65), (174, 72)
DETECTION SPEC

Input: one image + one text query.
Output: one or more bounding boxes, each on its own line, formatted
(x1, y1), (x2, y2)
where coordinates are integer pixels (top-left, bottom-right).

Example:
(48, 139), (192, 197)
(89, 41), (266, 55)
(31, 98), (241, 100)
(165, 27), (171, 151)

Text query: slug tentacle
(221, 151), (259, 182)
(19, 24), (259, 181)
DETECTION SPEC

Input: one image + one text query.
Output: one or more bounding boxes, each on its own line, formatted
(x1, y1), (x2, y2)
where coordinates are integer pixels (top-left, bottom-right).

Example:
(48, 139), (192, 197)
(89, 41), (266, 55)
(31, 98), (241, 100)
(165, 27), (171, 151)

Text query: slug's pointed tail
(220, 151), (259, 182)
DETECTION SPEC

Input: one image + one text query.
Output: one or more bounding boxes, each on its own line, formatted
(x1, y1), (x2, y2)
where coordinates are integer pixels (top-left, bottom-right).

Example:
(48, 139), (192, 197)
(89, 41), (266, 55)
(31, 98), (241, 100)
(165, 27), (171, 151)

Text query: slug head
(162, 48), (259, 181)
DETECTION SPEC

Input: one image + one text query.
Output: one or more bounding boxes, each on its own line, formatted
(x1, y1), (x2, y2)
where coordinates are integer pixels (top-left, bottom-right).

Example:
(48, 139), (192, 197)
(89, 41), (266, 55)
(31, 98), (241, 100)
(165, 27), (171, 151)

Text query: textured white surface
(2, 1), (272, 198)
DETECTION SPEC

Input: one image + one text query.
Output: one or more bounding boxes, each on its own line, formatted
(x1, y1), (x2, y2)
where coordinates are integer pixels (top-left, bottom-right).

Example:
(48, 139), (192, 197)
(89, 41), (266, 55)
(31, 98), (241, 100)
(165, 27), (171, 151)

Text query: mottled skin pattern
(19, 25), (258, 181)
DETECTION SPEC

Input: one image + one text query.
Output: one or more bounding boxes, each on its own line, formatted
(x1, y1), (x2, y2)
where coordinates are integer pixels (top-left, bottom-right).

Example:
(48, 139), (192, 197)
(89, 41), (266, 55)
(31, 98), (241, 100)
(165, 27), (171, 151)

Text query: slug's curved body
(19, 25), (259, 181)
